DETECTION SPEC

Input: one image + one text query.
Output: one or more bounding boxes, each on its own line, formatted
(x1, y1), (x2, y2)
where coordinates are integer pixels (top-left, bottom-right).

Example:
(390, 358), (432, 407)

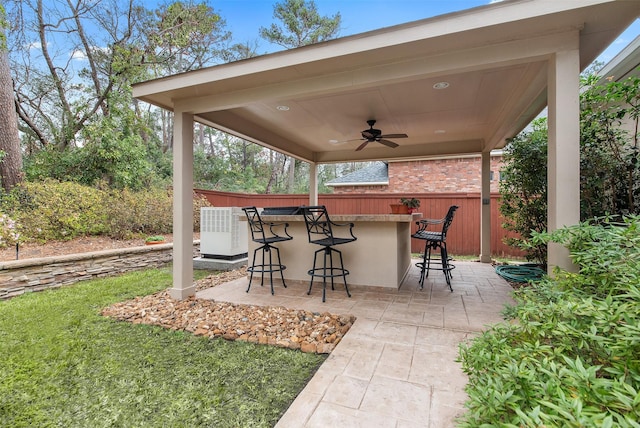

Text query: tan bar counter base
(244, 213), (420, 290)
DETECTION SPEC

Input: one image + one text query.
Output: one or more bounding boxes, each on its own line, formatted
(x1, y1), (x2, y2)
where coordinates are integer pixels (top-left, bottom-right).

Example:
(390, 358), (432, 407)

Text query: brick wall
(333, 156), (503, 194)
(0, 242), (200, 300)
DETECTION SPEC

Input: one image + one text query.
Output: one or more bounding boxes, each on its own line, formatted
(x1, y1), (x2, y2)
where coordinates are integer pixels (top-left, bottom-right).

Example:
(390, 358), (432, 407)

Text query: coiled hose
(495, 264), (546, 283)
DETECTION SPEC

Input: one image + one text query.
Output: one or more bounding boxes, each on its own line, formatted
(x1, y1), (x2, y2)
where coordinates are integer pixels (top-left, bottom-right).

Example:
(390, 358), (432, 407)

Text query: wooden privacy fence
(194, 189), (523, 258)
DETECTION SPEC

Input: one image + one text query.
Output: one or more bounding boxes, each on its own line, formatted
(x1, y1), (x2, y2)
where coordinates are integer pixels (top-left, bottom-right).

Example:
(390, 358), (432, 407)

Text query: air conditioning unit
(200, 207), (248, 260)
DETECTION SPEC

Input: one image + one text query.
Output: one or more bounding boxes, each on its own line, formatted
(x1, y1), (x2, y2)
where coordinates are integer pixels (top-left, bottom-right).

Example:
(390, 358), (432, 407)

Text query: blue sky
(215, 0), (639, 65)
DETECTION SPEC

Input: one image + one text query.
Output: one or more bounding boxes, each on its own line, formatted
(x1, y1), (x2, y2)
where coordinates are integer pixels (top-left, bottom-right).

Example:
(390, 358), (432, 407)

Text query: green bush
(23, 118), (172, 191)
(0, 214), (20, 248)
(6, 180), (109, 241)
(0, 181), (210, 242)
(104, 187), (173, 239)
(458, 216), (640, 427)
(499, 118), (548, 266)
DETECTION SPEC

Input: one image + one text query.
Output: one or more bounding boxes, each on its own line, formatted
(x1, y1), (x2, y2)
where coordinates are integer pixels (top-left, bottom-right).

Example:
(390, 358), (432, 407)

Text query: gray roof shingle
(326, 161), (389, 186)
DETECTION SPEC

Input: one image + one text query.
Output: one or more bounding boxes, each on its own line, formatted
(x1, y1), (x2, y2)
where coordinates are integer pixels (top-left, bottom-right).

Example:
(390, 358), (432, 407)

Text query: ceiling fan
(353, 120), (408, 151)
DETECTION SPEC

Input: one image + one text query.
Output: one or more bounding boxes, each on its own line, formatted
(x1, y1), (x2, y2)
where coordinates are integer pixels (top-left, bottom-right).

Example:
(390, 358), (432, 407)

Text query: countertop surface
(255, 213), (422, 222)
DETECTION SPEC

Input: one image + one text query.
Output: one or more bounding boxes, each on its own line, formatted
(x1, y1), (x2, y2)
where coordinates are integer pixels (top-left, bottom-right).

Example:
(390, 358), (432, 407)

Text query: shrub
(104, 188), (210, 239)
(0, 214), (20, 248)
(458, 216), (640, 427)
(104, 187), (173, 239)
(7, 180), (109, 241)
(499, 118), (548, 266)
(0, 181), (210, 242)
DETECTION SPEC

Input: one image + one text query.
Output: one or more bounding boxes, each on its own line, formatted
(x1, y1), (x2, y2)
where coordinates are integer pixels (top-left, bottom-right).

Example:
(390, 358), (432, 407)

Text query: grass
(0, 268), (326, 427)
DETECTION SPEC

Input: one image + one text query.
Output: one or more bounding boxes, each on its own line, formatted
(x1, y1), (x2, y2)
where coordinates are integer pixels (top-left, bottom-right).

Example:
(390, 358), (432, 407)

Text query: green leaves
(499, 117), (548, 265)
(580, 73), (640, 218)
(0, 180), (210, 241)
(259, 0), (341, 49)
(459, 217), (640, 426)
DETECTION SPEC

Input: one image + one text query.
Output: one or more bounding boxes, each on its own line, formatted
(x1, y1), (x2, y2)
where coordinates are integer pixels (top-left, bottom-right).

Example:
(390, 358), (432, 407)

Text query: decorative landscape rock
(102, 269), (356, 354)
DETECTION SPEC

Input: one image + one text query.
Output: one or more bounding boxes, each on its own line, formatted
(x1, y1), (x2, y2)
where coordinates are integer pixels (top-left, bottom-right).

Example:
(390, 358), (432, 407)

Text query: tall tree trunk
(286, 156), (295, 193)
(0, 47), (22, 191)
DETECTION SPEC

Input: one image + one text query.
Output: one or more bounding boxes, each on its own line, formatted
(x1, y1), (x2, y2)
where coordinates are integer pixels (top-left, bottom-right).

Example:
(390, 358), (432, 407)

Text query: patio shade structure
(133, 0), (640, 300)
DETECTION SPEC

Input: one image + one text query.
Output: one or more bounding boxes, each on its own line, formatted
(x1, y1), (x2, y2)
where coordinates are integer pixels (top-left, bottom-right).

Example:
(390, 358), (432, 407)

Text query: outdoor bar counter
(246, 213), (421, 290)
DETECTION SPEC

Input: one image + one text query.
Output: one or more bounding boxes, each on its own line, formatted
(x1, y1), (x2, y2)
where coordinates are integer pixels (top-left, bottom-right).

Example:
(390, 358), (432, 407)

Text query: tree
(0, 5), (22, 191)
(259, 0), (341, 49)
(580, 73), (640, 218)
(499, 118), (548, 266)
(7, 0), (147, 150)
(259, 0), (341, 193)
(7, 0), (230, 153)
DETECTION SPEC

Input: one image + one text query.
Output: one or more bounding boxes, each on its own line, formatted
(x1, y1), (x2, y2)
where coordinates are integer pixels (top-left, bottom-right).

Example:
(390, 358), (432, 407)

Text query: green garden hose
(495, 264), (546, 283)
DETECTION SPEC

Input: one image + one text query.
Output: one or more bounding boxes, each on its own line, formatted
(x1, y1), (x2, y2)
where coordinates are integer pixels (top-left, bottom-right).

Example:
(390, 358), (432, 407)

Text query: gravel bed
(102, 267), (355, 354)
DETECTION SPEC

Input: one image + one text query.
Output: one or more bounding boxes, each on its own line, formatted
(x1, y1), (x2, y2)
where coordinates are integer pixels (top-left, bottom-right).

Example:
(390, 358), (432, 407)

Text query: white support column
(547, 44), (580, 274)
(309, 162), (318, 205)
(170, 111), (195, 300)
(479, 151), (492, 263)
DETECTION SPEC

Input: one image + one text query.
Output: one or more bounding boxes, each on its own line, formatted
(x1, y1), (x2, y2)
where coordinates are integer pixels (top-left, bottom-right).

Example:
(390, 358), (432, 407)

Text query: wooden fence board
(194, 189), (523, 258)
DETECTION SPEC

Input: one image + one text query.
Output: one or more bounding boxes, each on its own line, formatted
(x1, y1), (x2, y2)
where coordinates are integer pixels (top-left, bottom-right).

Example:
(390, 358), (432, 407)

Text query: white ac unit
(200, 207), (248, 260)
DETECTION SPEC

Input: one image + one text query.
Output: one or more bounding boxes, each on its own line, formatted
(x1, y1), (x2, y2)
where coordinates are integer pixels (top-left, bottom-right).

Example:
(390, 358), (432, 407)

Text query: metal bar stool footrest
(415, 257), (455, 291)
(307, 267), (352, 301)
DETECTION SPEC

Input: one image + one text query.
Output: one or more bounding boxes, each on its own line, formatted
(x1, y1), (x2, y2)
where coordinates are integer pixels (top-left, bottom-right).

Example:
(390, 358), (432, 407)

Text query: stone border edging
(0, 241), (200, 300)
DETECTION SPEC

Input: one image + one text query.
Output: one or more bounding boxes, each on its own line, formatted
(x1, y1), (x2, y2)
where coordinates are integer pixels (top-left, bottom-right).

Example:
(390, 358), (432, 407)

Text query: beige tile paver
(197, 260), (514, 427)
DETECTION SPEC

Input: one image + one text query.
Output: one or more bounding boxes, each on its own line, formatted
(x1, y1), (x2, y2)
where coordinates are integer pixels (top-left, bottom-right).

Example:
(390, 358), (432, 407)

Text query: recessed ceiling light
(276, 105), (290, 111)
(329, 139), (339, 144)
(435, 129), (446, 134)
(433, 82), (450, 90)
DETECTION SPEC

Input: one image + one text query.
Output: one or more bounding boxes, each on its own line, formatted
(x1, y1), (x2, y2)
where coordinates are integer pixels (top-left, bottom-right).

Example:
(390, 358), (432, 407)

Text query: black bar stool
(412, 205), (458, 291)
(242, 206), (293, 295)
(301, 206), (357, 302)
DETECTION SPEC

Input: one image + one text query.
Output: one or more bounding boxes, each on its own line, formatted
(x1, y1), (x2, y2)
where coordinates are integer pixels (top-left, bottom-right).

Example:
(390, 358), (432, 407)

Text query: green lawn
(0, 268), (326, 427)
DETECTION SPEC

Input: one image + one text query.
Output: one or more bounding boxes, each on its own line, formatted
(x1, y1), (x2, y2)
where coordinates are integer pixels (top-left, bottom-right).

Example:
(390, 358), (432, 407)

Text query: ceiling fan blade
(355, 141), (369, 151)
(377, 139), (399, 148)
(379, 133), (408, 139)
(331, 138), (363, 145)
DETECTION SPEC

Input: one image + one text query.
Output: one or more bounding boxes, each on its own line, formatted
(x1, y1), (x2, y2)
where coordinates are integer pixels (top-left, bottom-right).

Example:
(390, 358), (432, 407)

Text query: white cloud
(70, 49), (87, 60)
(26, 42), (42, 50)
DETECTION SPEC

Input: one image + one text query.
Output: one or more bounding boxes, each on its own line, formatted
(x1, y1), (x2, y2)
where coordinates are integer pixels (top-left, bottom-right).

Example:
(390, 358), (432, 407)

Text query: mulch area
(1, 235), (355, 354)
(0, 235), (184, 262)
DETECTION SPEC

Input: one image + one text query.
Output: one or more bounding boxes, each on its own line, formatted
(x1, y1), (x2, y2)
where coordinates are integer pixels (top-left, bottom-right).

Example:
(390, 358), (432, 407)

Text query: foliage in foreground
(0, 179), (210, 243)
(458, 215), (640, 427)
(0, 268), (325, 428)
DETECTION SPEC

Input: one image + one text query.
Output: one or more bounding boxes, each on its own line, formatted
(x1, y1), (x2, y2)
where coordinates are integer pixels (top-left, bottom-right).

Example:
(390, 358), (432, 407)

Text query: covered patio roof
(133, 0), (637, 164)
(132, 0), (640, 300)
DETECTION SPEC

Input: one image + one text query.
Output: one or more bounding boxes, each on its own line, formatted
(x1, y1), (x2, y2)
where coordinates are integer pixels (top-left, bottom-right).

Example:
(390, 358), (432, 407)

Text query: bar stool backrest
(441, 205), (459, 238)
(301, 205), (334, 244)
(242, 206), (267, 243)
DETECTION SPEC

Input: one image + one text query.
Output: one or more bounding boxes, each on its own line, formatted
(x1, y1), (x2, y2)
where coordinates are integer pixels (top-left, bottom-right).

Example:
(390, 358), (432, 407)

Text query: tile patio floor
(197, 260), (515, 427)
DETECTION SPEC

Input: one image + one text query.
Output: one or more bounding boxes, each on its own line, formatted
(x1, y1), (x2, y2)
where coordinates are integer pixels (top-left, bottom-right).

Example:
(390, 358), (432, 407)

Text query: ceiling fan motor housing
(363, 120), (382, 139)
(363, 128), (382, 139)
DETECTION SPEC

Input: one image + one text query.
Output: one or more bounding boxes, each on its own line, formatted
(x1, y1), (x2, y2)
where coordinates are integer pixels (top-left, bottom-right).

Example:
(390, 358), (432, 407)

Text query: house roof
(326, 162), (389, 187)
(133, 0), (639, 164)
(598, 34), (640, 82)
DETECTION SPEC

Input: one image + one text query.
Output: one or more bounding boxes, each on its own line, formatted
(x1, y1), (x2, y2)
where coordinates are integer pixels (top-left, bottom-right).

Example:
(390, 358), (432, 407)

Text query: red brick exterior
(331, 155), (503, 194)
